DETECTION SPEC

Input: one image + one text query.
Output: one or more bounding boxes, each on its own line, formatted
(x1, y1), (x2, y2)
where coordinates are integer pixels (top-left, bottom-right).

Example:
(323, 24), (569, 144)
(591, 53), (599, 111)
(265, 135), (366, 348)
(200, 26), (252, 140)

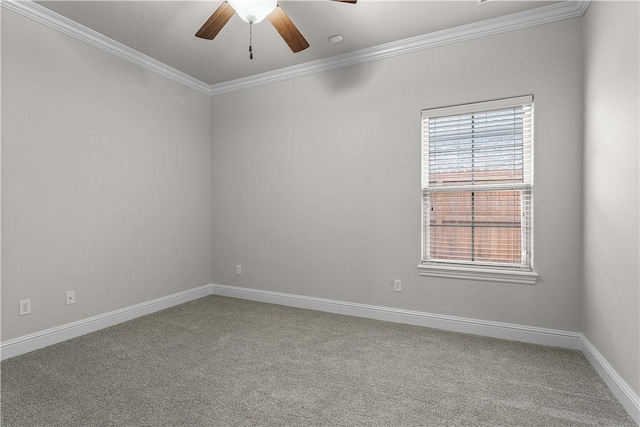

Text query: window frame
(418, 95), (538, 285)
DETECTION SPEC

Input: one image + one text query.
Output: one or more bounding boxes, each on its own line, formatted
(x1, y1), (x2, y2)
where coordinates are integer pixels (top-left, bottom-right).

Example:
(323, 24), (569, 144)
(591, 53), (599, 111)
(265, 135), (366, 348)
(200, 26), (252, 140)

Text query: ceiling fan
(195, 0), (357, 58)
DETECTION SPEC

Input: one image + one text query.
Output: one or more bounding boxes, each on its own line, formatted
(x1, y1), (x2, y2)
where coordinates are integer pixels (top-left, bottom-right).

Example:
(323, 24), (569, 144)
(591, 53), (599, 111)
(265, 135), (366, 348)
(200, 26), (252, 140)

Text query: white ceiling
(34, 0), (561, 86)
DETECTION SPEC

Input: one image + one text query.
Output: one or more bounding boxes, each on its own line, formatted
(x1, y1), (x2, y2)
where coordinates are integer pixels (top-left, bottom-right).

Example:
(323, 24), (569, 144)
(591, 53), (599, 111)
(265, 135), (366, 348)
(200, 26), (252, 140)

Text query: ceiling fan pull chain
(249, 21), (254, 60)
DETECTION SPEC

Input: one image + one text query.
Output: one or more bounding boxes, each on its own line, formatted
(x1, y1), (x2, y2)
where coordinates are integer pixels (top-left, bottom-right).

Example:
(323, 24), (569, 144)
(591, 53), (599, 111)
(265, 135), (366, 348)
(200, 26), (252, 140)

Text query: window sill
(417, 263), (538, 285)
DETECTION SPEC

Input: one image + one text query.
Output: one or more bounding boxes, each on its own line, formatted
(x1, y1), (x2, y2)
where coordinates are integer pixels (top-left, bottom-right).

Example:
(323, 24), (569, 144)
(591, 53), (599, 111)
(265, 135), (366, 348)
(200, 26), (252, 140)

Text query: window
(419, 95), (537, 285)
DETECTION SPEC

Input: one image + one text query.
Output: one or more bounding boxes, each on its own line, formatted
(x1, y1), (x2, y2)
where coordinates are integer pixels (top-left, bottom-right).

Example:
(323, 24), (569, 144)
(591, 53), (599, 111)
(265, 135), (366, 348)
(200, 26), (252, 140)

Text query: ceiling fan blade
(331, 0), (357, 3)
(195, 2), (235, 40)
(267, 5), (310, 53)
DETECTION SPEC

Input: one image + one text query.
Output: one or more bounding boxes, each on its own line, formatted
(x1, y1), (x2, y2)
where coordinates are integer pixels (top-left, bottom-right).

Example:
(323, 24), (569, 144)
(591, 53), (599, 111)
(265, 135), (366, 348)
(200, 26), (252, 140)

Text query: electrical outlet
(393, 279), (402, 292)
(236, 265), (242, 275)
(19, 299), (31, 316)
(66, 290), (76, 305)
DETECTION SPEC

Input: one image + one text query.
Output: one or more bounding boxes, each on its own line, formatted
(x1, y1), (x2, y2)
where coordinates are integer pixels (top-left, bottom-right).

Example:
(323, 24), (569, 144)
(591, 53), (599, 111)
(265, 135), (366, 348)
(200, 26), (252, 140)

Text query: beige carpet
(1, 295), (635, 426)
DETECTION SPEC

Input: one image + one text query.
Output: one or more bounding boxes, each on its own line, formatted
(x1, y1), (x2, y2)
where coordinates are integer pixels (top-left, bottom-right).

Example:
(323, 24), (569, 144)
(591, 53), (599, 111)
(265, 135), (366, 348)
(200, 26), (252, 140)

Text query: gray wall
(583, 1), (639, 395)
(1, 11), (213, 341)
(211, 18), (585, 332)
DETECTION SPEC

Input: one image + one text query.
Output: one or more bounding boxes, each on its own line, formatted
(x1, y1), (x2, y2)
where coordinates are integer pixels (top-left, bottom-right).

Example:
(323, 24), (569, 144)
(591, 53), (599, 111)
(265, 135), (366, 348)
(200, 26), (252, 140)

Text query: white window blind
(421, 95), (534, 270)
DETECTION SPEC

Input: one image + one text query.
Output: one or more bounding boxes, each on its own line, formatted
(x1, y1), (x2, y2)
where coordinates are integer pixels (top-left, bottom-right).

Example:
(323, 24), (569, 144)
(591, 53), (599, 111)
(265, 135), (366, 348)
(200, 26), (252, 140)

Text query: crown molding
(210, 0), (590, 95)
(1, 0), (211, 95)
(2, 0), (589, 97)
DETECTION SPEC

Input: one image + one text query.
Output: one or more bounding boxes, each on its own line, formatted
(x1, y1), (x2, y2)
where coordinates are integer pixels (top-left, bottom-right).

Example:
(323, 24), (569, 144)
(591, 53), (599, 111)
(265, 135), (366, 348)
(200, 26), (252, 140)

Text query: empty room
(1, 0), (638, 425)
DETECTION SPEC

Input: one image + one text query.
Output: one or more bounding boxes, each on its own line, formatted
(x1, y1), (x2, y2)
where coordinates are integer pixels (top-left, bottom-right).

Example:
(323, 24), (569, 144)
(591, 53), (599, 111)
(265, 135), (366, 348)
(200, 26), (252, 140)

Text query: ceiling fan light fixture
(228, 0), (277, 23)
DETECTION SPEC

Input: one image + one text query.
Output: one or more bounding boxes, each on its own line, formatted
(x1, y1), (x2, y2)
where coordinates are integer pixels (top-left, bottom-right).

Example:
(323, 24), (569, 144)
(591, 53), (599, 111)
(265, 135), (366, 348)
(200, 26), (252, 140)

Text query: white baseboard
(210, 284), (638, 424)
(0, 284), (212, 361)
(3, 282), (636, 425)
(209, 284), (582, 349)
(581, 336), (640, 425)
